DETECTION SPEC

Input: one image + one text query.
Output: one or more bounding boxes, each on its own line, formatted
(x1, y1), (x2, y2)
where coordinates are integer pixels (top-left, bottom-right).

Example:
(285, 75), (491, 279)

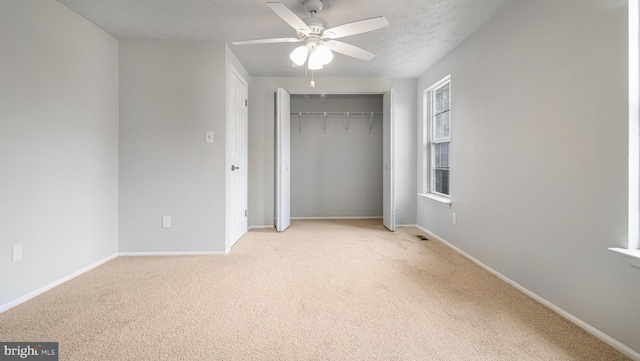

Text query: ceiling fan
(231, 0), (389, 71)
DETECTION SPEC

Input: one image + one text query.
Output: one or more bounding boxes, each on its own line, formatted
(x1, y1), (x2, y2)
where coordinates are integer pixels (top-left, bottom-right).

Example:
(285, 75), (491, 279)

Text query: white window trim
(418, 192), (452, 207)
(609, 0), (640, 267)
(422, 75), (452, 205)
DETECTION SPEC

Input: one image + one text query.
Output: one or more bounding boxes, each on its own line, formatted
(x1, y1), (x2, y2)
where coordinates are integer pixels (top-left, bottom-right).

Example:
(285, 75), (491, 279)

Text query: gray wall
(119, 41), (249, 253)
(290, 95), (383, 218)
(0, 0), (119, 307)
(416, 0), (640, 354)
(248, 77), (417, 227)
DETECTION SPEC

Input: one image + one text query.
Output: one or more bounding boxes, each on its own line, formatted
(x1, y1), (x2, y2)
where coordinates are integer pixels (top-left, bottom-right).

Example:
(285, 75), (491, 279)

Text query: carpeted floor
(0, 219), (631, 360)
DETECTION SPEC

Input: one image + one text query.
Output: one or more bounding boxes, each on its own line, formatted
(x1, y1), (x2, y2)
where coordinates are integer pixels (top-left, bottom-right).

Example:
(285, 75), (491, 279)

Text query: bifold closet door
(383, 89), (396, 231)
(275, 88), (291, 232)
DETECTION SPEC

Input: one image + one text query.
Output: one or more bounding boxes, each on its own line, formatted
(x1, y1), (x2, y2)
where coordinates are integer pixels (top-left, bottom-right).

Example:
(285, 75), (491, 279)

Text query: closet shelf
(291, 112), (382, 133)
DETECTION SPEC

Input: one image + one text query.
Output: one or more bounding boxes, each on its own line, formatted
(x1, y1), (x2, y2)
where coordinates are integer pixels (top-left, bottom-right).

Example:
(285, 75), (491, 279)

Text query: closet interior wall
(290, 94), (383, 218)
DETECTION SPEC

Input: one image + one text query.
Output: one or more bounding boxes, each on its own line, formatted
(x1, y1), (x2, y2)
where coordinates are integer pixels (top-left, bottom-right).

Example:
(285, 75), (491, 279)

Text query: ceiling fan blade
(267, 2), (310, 34)
(232, 38), (302, 45)
(323, 17), (389, 39)
(325, 41), (376, 61)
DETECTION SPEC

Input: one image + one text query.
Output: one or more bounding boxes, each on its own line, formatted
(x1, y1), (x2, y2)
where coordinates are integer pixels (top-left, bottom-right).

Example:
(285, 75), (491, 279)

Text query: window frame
(424, 75), (452, 203)
(609, 0), (640, 264)
(631, 0), (640, 252)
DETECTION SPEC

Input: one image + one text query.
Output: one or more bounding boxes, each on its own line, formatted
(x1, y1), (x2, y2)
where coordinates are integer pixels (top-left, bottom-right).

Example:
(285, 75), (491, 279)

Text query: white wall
(290, 95), (383, 218)
(0, 0), (119, 307)
(248, 77), (416, 227)
(417, 0), (640, 355)
(119, 41), (248, 253)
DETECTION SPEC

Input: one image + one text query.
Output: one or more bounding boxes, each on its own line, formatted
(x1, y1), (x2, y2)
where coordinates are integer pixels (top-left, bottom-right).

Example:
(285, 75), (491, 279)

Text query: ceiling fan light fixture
(307, 43), (331, 70)
(307, 50), (324, 70)
(290, 45), (309, 66)
(314, 44), (333, 65)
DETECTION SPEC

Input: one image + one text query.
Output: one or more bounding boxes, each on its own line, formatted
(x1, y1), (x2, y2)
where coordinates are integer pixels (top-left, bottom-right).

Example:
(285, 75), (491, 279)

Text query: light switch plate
(162, 216), (172, 228)
(12, 244), (22, 262)
(206, 131), (214, 144)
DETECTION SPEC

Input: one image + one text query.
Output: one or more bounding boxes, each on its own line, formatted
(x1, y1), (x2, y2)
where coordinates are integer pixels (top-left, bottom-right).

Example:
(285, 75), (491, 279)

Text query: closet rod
(290, 111), (382, 116)
(293, 111), (380, 134)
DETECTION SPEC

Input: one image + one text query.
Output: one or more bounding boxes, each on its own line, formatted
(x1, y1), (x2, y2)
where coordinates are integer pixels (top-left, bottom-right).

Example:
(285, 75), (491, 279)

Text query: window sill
(608, 248), (640, 269)
(418, 193), (451, 207)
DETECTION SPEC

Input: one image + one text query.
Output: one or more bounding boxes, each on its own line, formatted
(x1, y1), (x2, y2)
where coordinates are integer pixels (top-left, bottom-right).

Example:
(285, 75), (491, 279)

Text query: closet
(289, 94), (383, 219)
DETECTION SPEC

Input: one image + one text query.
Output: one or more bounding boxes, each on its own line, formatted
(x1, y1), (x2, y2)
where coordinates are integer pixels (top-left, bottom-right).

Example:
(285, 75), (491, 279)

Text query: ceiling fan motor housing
(302, 16), (328, 36)
(303, 0), (324, 14)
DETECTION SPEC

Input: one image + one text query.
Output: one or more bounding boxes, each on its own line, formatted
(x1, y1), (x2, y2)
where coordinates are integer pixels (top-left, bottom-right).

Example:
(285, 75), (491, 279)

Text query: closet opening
(290, 94), (384, 219)
(275, 89), (395, 232)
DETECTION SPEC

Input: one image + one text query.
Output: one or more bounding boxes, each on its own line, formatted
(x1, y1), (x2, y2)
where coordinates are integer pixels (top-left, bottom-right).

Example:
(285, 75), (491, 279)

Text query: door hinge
(245, 99), (248, 107)
(245, 209), (248, 217)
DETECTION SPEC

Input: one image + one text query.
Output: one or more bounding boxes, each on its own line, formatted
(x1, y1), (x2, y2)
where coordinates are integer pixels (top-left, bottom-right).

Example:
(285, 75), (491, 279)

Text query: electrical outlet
(12, 244), (23, 262)
(162, 216), (172, 228)
(452, 212), (457, 225)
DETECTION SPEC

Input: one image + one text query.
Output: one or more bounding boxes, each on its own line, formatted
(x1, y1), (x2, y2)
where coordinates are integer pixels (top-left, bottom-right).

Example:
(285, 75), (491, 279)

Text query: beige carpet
(0, 219), (630, 360)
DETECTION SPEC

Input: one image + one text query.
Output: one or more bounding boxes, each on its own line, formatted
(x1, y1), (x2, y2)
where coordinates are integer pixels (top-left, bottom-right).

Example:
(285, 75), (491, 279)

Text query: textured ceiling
(56, 0), (512, 78)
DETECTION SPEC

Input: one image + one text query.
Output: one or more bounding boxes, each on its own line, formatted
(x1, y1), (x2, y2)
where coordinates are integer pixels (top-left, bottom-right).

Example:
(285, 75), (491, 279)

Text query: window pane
(442, 83), (450, 112)
(435, 169), (449, 195)
(433, 141), (450, 195)
(434, 111), (450, 139)
(435, 83), (450, 114)
(435, 87), (444, 114)
(434, 142), (449, 168)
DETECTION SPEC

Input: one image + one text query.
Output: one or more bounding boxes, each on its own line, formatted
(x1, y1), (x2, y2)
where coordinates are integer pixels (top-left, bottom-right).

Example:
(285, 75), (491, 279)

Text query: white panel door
(226, 68), (248, 249)
(383, 89), (396, 231)
(275, 88), (291, 232)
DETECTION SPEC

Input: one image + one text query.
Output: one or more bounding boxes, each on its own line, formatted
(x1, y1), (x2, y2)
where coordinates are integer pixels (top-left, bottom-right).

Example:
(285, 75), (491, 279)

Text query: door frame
(273, 89), (395, 231)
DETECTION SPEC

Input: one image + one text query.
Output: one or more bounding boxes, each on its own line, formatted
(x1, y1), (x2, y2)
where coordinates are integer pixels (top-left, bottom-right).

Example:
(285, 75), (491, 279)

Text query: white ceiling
(56, 0), (512, 78)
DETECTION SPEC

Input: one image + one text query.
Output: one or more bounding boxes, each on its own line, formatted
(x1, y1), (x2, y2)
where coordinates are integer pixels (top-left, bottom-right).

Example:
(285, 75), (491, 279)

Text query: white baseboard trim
(0, 253), (118, 314)
(397, 224), (417, 228)
(118, 250), (229, 257)
(290, 216), (383, 220)
(249, 225), (275, 230)
(416, 225), (640, 361)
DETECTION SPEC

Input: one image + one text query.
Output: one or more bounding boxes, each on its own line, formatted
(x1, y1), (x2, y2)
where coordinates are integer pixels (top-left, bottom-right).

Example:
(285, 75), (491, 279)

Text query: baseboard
(248, 225), (275, 230)
(249, 219), (383, 228)
(118, 250), (229, 256)
(0, 253), (118, 314)
(290, 216), (383, 220)
(416, 226), (640, 361)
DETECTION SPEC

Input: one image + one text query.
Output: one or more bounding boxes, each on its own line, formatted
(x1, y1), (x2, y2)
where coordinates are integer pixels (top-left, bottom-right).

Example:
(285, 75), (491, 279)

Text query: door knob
(231, 165), (240, 171)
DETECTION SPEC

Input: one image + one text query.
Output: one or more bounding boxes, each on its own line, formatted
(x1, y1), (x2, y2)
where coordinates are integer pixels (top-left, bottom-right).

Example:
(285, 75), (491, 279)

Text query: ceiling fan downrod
(303, 0), (324, 14)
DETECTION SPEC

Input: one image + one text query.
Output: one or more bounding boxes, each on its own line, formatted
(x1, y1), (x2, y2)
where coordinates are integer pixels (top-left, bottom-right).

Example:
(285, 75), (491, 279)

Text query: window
(609, 0), (640, 263)
(425, 76), (451, 200)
